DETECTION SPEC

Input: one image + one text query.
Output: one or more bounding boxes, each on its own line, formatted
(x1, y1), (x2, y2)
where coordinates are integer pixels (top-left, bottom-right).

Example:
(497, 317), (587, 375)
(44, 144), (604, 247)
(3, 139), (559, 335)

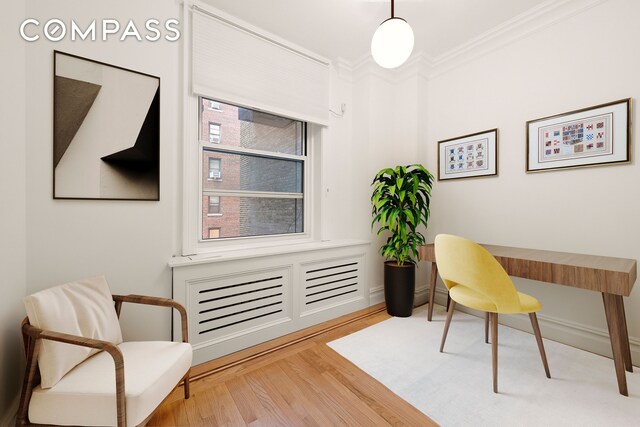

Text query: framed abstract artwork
(437, 129), (498, 181)
(53, 51), (160, 200)
(526, 98), (631, 173)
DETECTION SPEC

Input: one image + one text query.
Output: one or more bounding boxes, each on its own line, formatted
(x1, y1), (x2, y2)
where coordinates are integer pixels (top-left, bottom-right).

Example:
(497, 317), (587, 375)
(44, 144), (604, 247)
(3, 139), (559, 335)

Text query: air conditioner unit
(210, 171), (221, 179)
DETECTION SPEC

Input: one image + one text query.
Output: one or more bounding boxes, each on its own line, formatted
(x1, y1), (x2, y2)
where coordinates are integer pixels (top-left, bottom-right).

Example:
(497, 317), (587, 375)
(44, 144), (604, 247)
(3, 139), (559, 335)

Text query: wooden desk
(419, 243), (637, 396)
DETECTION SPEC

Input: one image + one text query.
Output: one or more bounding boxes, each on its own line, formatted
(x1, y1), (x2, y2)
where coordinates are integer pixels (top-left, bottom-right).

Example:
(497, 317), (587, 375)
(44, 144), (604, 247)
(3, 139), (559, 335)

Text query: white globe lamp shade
(371, 17), (414, 69)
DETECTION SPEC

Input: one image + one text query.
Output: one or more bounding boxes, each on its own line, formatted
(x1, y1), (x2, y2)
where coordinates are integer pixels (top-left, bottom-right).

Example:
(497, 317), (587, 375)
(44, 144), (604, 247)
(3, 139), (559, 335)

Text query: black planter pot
(384, 261), (415, 317)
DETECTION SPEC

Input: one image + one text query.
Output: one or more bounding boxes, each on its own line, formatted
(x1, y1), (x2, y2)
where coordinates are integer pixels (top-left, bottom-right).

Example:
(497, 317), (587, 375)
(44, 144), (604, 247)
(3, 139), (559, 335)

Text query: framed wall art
(437, 129), (498, 181)
(54, 51), (160, 200)
(526, 98), (631, 173)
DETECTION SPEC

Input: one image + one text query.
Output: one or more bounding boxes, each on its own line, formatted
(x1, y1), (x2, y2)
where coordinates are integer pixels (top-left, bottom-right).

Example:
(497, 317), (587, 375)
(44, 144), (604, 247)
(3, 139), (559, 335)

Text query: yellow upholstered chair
(435, 234), (550, 393)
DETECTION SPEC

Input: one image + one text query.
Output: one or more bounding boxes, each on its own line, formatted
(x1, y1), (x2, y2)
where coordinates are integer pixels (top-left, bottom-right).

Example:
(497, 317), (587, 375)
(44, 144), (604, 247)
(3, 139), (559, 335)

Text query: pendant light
(371, 0), (414, 69)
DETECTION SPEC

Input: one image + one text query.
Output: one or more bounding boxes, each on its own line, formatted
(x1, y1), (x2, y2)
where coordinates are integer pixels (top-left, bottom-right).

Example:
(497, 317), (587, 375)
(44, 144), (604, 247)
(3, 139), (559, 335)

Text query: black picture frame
(53, 50), (160, 200)
(437, 129), (498, 181)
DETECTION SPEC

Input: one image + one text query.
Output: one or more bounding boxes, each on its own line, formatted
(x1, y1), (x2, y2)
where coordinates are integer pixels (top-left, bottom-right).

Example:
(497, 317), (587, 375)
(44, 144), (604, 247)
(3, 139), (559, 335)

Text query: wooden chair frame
(16, 294), (191, 427)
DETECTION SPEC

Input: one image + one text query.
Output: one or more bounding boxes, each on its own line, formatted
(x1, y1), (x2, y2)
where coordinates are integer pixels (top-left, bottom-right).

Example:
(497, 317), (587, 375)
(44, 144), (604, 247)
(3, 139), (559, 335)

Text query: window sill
(169, 239), (370, 268)
(207, 213), (222, 217)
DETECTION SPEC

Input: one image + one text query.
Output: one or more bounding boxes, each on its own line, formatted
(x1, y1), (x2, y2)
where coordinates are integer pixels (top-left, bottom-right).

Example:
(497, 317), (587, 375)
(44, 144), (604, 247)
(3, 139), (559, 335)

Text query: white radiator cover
(172, 243), (369, 365)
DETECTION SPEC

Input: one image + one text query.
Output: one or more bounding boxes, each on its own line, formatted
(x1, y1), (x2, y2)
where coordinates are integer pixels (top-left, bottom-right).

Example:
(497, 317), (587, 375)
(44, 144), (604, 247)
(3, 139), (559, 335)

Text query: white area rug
(328, 305), (640, 426)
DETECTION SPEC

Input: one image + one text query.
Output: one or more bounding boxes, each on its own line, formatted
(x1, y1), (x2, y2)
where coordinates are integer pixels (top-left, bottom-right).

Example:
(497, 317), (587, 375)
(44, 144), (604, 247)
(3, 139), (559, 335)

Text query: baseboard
(432, 287), (640, 367)
(415, 284), (429, 307)
(370, 283), (430, 308)
(370, 285), (384, 305)
(1, 394), (19, 427)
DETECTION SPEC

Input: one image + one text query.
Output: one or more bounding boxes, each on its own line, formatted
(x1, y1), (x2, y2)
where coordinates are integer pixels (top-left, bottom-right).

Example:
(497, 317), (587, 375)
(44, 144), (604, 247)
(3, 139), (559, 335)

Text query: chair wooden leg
(485, 312), (490, 344)
(529, 313), (551, 378)
(184, 374), (190, 399)
(491, 312), (498, 393)
(16, 337), (41, 426)
(439, 300), (456, 353)
(427, 262), (438, 322)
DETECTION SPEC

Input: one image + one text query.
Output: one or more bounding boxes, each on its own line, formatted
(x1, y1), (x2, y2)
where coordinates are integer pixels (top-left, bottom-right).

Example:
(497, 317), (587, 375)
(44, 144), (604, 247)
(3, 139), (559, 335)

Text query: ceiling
(203, 0), (550, 63)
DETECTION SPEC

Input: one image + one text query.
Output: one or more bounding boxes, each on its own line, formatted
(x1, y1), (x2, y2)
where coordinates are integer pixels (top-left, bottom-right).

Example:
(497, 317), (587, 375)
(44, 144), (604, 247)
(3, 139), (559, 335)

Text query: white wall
(343, 63), (432, 303)
(24, 0), (183, 341)
(424, 0), (640, 360)
(0, 1), (27, 420)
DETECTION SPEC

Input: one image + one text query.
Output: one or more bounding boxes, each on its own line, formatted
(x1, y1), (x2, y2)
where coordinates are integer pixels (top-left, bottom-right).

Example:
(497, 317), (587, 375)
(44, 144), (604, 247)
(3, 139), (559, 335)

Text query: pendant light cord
(391, 0), (395, 18)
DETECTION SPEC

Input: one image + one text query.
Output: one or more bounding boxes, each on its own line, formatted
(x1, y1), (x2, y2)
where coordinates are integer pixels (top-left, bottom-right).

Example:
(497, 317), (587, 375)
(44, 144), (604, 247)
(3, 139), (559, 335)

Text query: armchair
(16, 277), (192, 427)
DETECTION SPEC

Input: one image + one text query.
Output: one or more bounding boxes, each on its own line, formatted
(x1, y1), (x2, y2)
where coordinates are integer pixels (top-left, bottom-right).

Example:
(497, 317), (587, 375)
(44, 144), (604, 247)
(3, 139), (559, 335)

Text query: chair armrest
(111, 294), (189, 343)
(23, 323), (123, 359)
(21, 323), (127, 427)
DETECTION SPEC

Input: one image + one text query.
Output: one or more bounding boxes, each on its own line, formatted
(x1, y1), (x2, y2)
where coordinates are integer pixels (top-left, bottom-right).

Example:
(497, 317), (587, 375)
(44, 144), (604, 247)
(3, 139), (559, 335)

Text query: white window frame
(208, 100), (222, 110)
(182, 94), (318, 256)
(181, 4), (324, 256)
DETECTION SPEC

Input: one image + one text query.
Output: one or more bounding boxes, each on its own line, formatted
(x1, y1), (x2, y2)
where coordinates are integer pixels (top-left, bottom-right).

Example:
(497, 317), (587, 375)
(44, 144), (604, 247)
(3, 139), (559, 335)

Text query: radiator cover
(172, 243), (368, 365)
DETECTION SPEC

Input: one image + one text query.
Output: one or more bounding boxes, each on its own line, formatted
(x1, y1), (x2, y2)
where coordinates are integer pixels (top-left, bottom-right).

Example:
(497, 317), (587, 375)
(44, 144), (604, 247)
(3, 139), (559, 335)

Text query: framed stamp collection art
(526, 98), (631, 173)
(437, 129), (498, 181)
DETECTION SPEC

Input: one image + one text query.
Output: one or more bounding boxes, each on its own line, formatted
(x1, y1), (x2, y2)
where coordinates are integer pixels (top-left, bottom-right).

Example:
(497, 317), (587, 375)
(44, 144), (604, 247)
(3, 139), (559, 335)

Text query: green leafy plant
(371, 164), (434, 266)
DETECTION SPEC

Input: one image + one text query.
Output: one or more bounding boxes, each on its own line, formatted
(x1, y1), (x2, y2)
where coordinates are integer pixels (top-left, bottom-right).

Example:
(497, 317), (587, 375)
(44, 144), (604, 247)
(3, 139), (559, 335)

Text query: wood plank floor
(148, 307), (437, 426)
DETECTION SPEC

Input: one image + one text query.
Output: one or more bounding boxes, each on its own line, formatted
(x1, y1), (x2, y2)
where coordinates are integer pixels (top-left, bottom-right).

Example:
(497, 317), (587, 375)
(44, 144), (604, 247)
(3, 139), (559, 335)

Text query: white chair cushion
(23, 276), (123, 389)
(28, 341), (192, 426)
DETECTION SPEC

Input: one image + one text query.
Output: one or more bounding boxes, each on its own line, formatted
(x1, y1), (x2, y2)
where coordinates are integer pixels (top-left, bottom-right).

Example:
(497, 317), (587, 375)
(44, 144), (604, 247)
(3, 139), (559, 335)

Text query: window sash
(191, 97), (309, 250)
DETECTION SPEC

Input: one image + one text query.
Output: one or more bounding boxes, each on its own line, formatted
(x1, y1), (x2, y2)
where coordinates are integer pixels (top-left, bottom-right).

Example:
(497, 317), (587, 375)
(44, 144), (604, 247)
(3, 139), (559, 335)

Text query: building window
(209, 122), (221, 143)
(200, 97), (306, 241)
(208, 195), (220, 214)
(208, 158), (221, 180)
(208, 228), (221, 239)
(208, 100), (221, 110)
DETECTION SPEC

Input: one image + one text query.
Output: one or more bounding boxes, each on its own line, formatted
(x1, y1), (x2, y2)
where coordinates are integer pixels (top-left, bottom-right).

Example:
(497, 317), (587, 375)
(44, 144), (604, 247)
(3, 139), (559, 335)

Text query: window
(208, 195), (220, 214)
(208, 100), (221, 110)
(209, 122), (221, 143)
(199, 97), (306, 241)
(208, 228), (221, 239)
(208, 158), (221, 180)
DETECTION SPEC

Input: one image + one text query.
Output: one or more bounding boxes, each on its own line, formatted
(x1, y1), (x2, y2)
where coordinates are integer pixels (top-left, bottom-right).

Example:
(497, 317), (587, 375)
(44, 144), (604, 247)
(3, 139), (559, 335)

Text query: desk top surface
(419, 243), (637, 296)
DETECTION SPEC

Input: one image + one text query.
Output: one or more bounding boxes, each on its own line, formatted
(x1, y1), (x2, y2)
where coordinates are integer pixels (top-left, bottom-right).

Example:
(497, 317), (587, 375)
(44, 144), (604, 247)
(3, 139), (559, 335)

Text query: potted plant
(371, 164), (434, 317)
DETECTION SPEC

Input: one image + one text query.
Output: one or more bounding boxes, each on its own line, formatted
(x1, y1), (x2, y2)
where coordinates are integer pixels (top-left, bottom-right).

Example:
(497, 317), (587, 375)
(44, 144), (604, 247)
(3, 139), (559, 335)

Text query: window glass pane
(202, 196), (303, 240)
(209, 123), (221, 143)
(208, 196), (220, 214)
(201, 98), (304, 155)
(203, 149), (302, 193)
(208, 158), (221, 179)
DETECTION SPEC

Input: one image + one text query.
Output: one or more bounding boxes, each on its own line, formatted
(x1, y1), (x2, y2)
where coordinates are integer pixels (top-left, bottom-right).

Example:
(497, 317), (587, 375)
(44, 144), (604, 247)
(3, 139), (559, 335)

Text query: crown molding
(333, 57), (355, 83)
(347, 51), (432, 85)
(331, 0), (608, 85)
(428, 0), (609, 78)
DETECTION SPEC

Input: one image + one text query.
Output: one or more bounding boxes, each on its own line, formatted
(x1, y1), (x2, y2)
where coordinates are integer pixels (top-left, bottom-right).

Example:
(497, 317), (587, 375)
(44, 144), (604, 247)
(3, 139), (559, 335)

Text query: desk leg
(427, 262), (438, 321)
(602, 293), (629, 396)
(616, 296), (633, 372)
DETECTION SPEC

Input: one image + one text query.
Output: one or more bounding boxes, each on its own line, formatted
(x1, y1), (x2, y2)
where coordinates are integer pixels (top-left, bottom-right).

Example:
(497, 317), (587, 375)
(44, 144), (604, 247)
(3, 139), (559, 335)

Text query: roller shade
(191, 6), (330, 126)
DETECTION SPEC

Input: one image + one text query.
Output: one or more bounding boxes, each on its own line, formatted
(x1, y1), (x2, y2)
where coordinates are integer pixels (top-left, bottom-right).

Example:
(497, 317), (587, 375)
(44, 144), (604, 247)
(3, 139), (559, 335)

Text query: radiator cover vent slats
(189, 268), (291, 344)
(302, 258), (362, 312)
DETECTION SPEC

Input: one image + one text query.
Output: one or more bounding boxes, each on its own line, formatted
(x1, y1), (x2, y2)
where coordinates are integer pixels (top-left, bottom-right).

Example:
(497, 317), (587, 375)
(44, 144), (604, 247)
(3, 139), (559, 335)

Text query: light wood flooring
(148, 305), (437, 426)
